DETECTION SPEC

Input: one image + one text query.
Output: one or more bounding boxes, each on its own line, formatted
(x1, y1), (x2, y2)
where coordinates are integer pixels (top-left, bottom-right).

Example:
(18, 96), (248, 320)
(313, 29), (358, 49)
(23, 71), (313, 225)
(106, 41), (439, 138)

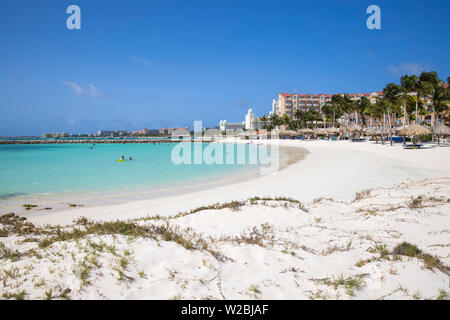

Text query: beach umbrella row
(296, 127), (341, 136)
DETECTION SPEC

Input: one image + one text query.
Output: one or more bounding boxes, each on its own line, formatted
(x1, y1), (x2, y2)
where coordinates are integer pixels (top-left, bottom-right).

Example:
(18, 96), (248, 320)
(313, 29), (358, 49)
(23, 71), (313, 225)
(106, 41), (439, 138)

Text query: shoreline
(0, 145), (307, 219)
(0, 139), (182, 144)
(17, 139), (450, 226)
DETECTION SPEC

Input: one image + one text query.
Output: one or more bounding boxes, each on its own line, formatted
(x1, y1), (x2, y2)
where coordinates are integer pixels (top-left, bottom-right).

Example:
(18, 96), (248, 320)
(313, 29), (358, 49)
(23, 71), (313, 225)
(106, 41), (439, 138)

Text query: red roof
(280, 93), (331, 98)
(279, 91), (382, 98)
(444, 83), (449, 88)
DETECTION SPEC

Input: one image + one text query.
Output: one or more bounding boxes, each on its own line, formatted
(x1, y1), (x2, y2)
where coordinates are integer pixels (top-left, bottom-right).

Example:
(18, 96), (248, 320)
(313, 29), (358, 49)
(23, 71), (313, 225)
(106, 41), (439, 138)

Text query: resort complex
(264, 73), (450, 135)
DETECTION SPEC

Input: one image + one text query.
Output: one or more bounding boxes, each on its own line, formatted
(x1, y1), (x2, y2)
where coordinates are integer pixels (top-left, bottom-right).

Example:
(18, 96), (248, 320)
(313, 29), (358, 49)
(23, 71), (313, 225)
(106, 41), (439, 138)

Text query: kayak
(116, 159), (125, 162)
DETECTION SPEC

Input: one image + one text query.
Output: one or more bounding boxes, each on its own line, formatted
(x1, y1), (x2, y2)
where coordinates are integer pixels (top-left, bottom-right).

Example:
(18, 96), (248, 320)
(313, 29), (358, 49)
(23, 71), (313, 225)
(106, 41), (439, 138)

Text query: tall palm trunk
(431, 106), (436, 142)
(415, 93), (419, 124)
(387, 105), (393, 146)
(403, 102), (407, 128)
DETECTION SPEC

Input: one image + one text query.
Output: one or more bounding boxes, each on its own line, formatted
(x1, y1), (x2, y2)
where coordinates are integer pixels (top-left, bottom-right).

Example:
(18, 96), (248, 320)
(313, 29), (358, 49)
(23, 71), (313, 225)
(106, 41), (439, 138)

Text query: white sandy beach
(0, 140), (449, 300)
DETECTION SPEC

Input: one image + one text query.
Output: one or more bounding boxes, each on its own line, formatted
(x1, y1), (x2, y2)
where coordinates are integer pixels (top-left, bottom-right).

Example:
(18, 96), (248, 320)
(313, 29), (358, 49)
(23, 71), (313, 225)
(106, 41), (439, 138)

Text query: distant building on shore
(220, 109), (264, 132)
(42, 133), (69, 138)
(159, 127), (189, 135)
(219, 120), (245, 131)
(130, 128), (160, 136)
(97, 130), (130, 137)
(70, 133), (94, 137)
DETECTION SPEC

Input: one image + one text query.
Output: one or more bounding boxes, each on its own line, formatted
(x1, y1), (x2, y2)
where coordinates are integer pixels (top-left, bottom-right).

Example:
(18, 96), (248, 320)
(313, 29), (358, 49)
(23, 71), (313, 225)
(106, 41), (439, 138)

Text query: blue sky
(0, 0), (449, 136)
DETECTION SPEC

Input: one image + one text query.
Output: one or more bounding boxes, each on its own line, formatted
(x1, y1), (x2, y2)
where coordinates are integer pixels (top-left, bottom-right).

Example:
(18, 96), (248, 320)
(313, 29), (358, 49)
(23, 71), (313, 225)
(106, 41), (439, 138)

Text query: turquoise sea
(0, 143), (263, 203)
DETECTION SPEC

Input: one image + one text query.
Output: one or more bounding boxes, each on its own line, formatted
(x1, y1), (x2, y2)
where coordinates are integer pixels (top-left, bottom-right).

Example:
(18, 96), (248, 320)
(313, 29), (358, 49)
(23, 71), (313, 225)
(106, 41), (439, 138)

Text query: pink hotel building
(272, 91), (384, 119)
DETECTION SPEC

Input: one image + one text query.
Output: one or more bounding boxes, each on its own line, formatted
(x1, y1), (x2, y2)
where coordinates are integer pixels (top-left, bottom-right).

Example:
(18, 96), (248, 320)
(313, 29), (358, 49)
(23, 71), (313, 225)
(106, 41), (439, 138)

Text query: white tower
(271, 99), (277, 115)
(245, 108), (257, 130)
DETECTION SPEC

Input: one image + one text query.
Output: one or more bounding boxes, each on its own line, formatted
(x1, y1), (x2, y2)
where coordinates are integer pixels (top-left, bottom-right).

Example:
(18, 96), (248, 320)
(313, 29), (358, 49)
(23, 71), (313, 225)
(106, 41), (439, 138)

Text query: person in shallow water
(121, 156), (125, 160)
(129, 157), (133, 160)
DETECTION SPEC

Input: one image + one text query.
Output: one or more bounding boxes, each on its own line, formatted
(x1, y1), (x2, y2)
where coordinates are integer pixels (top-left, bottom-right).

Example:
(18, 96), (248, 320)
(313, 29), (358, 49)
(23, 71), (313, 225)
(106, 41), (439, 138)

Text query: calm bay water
(0, 143), (261, 201)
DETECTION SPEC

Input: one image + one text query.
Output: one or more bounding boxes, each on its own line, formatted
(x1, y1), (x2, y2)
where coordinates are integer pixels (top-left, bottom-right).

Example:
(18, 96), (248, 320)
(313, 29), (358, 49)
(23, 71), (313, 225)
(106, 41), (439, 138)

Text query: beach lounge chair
(403, 143), (423, 149)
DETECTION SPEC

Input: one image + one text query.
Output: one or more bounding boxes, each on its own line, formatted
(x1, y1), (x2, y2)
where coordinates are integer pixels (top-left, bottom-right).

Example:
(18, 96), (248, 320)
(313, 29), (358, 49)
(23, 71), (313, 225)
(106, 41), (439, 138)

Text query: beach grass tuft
(318, 274), (366, 297)
(22, 204), (37, 211)
(408, 196), (424, 209)
(393, 242), (449, 275)
(353, 189), (371, 202)
(0, 242), (22, 261)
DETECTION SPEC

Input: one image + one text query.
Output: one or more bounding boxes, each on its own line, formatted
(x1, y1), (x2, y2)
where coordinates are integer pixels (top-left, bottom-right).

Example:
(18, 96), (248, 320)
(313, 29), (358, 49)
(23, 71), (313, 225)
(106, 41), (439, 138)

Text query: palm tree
(260, 115), (269, 130)
(354, 96), (371, 129)
(330, 94), (343, 128)
(372, 97), (387, 144)
(341, 94), (354, 127)
(404, 75), (421, 123)
(432, 83), (448, 125)
(400, 75), (417, 127)
(403, 94), (416, 123)
(383, 83), (402, 146)
(321, 102), (333, 128)
(294, 110), (307, 129)
(306, 109), (323, 129)
(269, 113), (282, 130)
(419, 71), (441, 126)
(281, 114), (291, 130)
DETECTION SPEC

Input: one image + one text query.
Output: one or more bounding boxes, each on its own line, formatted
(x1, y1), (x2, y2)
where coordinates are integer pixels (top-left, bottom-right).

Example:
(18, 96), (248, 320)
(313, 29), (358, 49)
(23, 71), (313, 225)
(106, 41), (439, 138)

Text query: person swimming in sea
(129, 157), (133, 160)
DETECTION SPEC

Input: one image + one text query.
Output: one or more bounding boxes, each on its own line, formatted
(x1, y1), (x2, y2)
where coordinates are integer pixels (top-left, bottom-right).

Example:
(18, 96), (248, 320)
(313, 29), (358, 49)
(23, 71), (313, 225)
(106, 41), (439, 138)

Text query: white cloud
(131, 55), (152, 67)
(63, 81), (84, 95)
(388, 62), (424, 75)
(87, 84), (99, 97)
(63, 81), (100, 96)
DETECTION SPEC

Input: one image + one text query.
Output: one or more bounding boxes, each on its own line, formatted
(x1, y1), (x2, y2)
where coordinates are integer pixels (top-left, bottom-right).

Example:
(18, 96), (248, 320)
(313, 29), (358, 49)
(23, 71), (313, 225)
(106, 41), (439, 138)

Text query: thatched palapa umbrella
(397, 124), (431, 136)
(326, 127), (340, 135)
(432, 124), (450, 136)
(298, 128), (313, 135)
(363, 128), (375, 136)
(397, 124), (431, 145)
(348, 124), (362, 132)
(373, 127), (385, 135)
(314, 128), (327, 136)
(432, 124), (450, 146)
(286, 130), (298, 136)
